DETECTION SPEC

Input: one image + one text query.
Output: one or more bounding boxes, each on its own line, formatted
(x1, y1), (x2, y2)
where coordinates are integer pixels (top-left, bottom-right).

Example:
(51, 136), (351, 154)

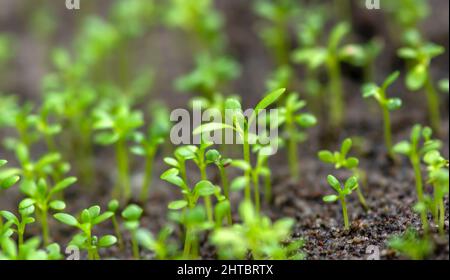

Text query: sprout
(122, 204), (144, 259)
(136, 226), (179, 260)
(1, 199), (36, 248)
(388, 228), (434, 260)
(362, 71), (402, 157)
(318, 138), (369, 211)
(278, 92), (317, 181)
(0, 160), (20, 191)
(323, 175), (359, 230)
(54, 206), (116, 260)
(393, 124), (442, 231)
(398, 42), (445, 133)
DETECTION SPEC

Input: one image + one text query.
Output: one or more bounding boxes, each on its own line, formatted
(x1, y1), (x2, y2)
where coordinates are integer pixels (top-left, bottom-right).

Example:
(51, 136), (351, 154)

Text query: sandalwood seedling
(388, 228), (434, 260)
(323, 175), (359, 230)
(210, 201), (304, 260)
(278, 92), (317, 181)
(20, 176), (77, 245)
(131, 105), (171, 203)
(54, 206), (117, 260)
(393, 124), (442, 231)
(362, 71), (402, 157)
(194, 88), (286, 210)
(292, 22), (351, 130)
(398, 42), (445, 133)
(318, 138), (369, 211)
(93, 103), (144, 202)
(121, 204), (143, 259)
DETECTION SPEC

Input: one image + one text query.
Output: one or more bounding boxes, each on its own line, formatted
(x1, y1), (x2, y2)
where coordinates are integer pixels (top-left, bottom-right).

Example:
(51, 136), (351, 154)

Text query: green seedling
(107, 200), (124, 250)
(323, 175), (359, 230)
(175, 53), (240, 101)
(278, 93), (317, 181)
(132, 105), (171, 203)
(1, 199), (36, 248)
(254, 0), (301, 65)
(388, 228), (434, 260)
(393, 124), (442, 231)
(318, 138), (369, 211)
(210, 201), (304, 260)
(0, 160), (20, 191)
(94, 103), (144, 202)
(0, 236), (62, 260)
(136, 226), (179, 260)
(20, 176), (77, 245)
(54, 206), (117, 260)
(292, 22), (350, 130)
(362, 71), (402, 156)
(423, 151), (449, 235)
(398, 42), (445, 133)
(122, 204), (144, 259)
(194, 88), (286, 211)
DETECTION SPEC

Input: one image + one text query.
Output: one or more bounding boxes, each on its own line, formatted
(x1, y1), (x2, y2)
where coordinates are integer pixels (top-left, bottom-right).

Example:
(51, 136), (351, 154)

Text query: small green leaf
(341, 138), (353, 157)
(230, 176), (248, 191)
(194, 180), (216, 197)
(0, 175), (20, 190)
(98, 235), (117, 248)
(397, 48), (418, 59)
(345, 157), (359, 169)
(362, 83), (379, 98)
(49, 200), (66, 211)
(318, 151), (335, 164)
(168, 200), (188, 210)
(108, 200), (119, 212)
(393, 141), (412, 155)
(323, 195), (339, 203)
(54, 213), (79, 227)
(122, 205), (143, 221)
(296, 114), (317, 127)
(382, 71), (400, 90)
(345, 176), (358, 191)
(193, 123), (235, 135)
(406, 64), (426, 91)
(387, 98), (402, 111)
(327, 175), (341, 192)
(231, 160), (251, 171)
(249, 88), (286, 124)
(92, 212), (113, 225)
(51, 177), (77, 195)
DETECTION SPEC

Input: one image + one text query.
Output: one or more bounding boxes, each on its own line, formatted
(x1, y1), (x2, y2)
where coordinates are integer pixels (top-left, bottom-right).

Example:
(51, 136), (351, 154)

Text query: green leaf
(0, 175), (20, 190)
(296, 114), (317, 127)
(193, 123), (235, 135)
(231, 160), (251, 171)
(121, 205), (143, 221)
(0, 160), (6, 167)
(168, 200), (188, 210)
(329, 22), (350, 51)
(387, 98), (402, 111)
(50, 177), (77, 195)
(393, 141), (412, 156)
(345, 157), (359, 169)
(249, 88), (286, 124)
(163, 157), (179, 168)
(54, 213), (79, 227)
(327, 175), (341, 192)
(88, 206), (101, 219)
(323, 195), (339, 203)
(340, 138), (353, 157)
(49, 200), (66, 211)
(194, 180), (216, 197)
(382, 71), (400, 90)
(160, 168), (184, 187)
(108, 200), (119, 212)
(345, 176), (358, 191)
(406, 64), (426, 91)
(98, 235), (117, 248)
(362, 83), (379, 99)
(318, 151), (335, 164)
(92, 212), (113, 225)
(95, 132), (120, 145)
(397, 48), (418, 59)
(230, 176), (248, 191)
(1, 211), (18, 224)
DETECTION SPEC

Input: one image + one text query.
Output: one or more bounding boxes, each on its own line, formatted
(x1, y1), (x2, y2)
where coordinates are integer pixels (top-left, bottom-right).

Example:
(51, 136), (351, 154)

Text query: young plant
(423, 150), (449, 235)
(393, 124), (442, 231)
(54, 206), (117, 260)
(136, 226), (179, 260)
(93, 103), (144, 202)
(318, 138), (368, 211)
(0, 236), (62, 260)
(388, 228), (434, 260)
(398, 42), (445, 133)
(1, 199), (36, 248)
(131, 105), (171, 203)
(121, 204), (143, 259)
(362, 71), (402, 157)
(322, 175), (359, 230)
(292, 22), (350, 130)
(107, 200), (124, 250)
(278, 93), (317, 181)
(19, 176), (77, 245)
(210, 201), (304, 260)
(194, 88), (286, 210)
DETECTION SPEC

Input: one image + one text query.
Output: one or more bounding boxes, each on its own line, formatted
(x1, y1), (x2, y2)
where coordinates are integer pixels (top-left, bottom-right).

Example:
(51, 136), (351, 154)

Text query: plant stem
(218, 166), (232, 224)
(40, 208), (49, 246)
(439, 199), (445, 236)
(243, 129), (252, 203)
(327, 57), (344, 130)
(18, 224), (24, 248)
(183, 226), (192, 259)
(112, 216), (124, 251)
(264, 172), (272, 204)
(340, 197), (349, 230)
(382, 105), (393, 157)
(252, 172), (261, 213)
(200, 166), (213, 222)
(139, 150), (156, 203)
(424, 72), (441, 134)
(116, 139), (131, 202)
(411, 156), (429, 231)
(131, 233), (140, 260)
(287, 122), (299, 182)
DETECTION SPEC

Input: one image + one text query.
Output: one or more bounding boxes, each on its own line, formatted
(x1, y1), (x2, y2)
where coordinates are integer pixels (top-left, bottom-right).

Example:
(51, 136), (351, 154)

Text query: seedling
(121, 204), (144, 259)
(362, 71), (402, 157)
(318, 138), (369, 211)
(210, 201), (304, 260)
(93, 103), (144, 202)
(131, 105), (171, 203)
(107, 200), (124, 250)
(1, 199), (36, 247)
(292, 22), (351, 129)
(0, 236), (62, 260)
(278, 93), (317, 181)
(423, 150), (449, 235)
(322, 175), (359, 230)
(398, 42), (445, 133)
(136, 226), (179, 260)
(393, 124), (442, 231)
(19, 176), (76, 245)
(388, 228), (434, 260)
(54, 206), (117, 260)
(194, 88), (286, 211)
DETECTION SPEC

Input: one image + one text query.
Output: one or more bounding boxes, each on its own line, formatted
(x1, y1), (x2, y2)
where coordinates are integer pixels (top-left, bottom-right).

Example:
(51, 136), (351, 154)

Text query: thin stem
(131, 233), (140, 260)
(264, 172), (272, 204)
(18, 224), (24, 248)
(243, 129), (252, 202)
(340, 197), (349, 230)
(439, 199), (445, 236)
(218, 166), (232, 224)
(327, 57), (344, 130)
(41, 208), (49, 246)
(287, 122), (299, 181)
(382, 106), (393, 157)
(412, 156), (428, 231)
(139, 150), (156, 203)
(183, 226), (192, 259)
(116, 139), (131, 202)
(199, 165), (213, 222)
(252, 172), (261, 213)
(112, 216), (124, 251)
(425, 71), (441, 134)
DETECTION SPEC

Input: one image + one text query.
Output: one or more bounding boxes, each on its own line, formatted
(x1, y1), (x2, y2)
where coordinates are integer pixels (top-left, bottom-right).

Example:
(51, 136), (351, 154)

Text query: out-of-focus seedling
(54, 206), (116, 260)
(322, 175), (359, 230)
(398, 42), (445, 133)
(136, 226), (179, 260)
(388, 228), (434, 260)
(318, 139), (368, 211)
(121, 204), (143, 259)
(362, 71), (402, 157)
(1, 199), (36, 247)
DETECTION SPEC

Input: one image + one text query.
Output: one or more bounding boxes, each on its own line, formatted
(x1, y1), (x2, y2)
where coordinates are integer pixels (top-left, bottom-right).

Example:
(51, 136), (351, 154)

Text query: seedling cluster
(0, 0), (448, 260)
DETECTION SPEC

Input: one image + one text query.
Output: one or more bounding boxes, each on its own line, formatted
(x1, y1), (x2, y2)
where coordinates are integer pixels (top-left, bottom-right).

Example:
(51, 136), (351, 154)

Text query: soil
(0, 0), (449, 260)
